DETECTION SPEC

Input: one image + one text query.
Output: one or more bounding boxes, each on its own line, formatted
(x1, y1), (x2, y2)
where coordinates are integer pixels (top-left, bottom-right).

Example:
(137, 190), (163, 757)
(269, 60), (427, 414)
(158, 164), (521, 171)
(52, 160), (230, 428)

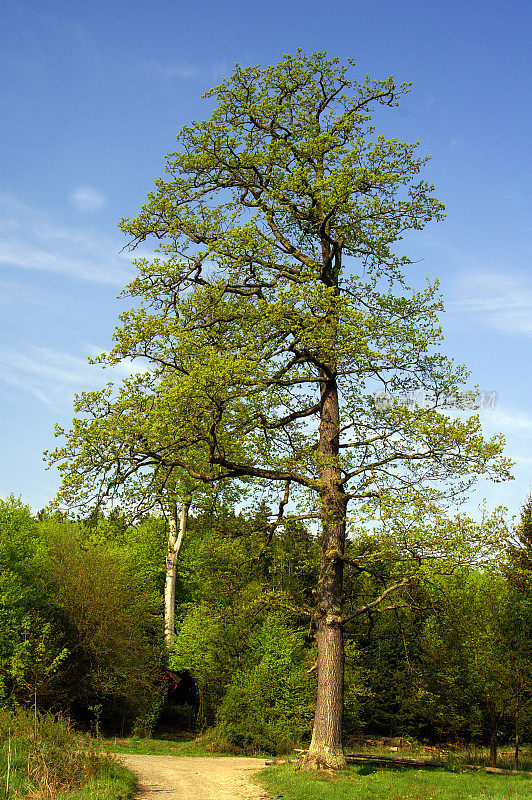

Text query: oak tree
(50, 52), (510, 767)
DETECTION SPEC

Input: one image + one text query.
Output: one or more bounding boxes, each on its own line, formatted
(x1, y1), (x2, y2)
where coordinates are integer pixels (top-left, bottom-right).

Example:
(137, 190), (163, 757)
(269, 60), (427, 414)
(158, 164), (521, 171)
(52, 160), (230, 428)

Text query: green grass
(0, 739), (136, 800)
(257, 763), (532, 800)
(104, 732), (270, 758)
(54, 761), (137, 800)
(104, 734), (226, 757)
(0, 736), (32, 798)
(54, 762), (137, 800)
(0, 709), (137, 800)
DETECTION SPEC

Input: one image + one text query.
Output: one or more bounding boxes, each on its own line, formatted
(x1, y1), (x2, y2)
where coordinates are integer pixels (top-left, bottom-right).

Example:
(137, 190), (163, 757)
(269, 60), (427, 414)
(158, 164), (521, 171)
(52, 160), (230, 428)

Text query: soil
(118, 753), (271, 800)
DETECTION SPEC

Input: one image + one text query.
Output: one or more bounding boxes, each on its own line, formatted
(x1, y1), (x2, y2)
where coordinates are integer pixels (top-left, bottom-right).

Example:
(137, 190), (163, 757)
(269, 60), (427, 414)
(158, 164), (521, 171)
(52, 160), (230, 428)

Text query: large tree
(49, 52), (510, 767)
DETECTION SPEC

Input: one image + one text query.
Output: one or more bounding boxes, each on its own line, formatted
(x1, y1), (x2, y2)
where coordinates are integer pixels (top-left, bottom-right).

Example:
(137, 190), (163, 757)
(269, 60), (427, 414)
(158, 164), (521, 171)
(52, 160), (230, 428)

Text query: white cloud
(0, 193), (133, 285)
(448, 271), (532, 335)
(70, 186), (106, 212)
(0, 344), (148, 408)
(0, 347), (98, 407)
(131, 60), (228, 84)
(481, 407), (532, 435)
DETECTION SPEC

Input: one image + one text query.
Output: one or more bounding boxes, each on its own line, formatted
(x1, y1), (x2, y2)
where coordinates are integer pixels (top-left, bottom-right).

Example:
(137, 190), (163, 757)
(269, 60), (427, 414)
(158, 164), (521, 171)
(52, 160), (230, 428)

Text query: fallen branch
(344, 753), (446, 768)
(471, 765), (532, 776)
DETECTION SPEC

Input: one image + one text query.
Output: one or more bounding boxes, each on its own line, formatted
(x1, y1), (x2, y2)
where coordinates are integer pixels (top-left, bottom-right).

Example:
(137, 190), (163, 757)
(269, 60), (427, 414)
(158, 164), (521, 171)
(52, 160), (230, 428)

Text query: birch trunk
(164, 497), (191, 648)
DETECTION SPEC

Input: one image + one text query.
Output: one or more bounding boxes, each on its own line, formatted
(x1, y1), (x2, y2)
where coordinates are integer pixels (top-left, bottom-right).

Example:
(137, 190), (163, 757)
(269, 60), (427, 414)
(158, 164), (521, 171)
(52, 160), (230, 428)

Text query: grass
(104, 731), (268, 758)
(103, 733), (222, 757)
(0, 710), (137, 800)
(54, 762), (137, 800)
(257, 763), (532, 800)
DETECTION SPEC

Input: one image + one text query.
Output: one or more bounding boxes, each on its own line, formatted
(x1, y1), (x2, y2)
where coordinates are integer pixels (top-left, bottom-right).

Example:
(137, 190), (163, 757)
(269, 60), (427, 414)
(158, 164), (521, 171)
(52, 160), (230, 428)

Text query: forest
(1, 493), (531, 766)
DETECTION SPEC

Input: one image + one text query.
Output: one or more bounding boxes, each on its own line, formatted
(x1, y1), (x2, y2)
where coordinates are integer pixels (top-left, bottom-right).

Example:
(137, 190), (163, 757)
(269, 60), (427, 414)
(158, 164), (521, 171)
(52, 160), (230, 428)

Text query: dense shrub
(0, 498), (165, 733)
(210, 615), (314, 754)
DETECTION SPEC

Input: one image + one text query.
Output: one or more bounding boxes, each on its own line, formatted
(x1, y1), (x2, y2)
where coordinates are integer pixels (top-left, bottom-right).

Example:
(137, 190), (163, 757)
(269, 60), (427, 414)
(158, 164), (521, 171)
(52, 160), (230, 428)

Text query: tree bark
(514, 711), (519, 770)
(301, 230), (348, 770)
(489, 710), (498, 768)
(303, 363), (347, 769)
(164, 497), (191, 648)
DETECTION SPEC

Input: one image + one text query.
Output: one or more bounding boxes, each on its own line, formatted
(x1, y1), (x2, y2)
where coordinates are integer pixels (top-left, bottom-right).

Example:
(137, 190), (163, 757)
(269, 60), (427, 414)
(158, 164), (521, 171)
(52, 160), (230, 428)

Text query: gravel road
(118, 753), (271, 800)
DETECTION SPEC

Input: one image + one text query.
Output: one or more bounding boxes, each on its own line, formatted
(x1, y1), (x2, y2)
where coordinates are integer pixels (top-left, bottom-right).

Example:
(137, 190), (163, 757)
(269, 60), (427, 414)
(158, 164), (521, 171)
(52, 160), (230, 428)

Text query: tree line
(1, 494), (531, 767)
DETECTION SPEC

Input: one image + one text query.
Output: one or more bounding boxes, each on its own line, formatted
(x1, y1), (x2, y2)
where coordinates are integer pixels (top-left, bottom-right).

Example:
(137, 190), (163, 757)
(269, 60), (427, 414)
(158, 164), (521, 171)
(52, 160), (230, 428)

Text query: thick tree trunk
(303, 364), (347, 770)
(306, 611), (346, 768)
(164, 497), (191, 648)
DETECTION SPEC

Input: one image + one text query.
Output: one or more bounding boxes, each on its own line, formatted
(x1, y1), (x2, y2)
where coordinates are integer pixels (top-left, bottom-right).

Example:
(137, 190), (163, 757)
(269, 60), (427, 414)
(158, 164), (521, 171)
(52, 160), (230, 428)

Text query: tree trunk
(303, 364), (347, 770)
(305, 610), (346, 768)
(514, 712), (519, 770)
(489, 711), (498, 768)
(164, 497), (191, 648)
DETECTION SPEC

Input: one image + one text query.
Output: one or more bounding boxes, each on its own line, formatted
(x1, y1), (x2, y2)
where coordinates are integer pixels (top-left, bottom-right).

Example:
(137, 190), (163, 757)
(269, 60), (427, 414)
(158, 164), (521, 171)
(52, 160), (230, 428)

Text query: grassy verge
(257, 763), (532, 800)
(104, 734), (220, 757)
(54, 761), (137, 800)
(104, 732), (266, 758)
(0, 710), (136, 800)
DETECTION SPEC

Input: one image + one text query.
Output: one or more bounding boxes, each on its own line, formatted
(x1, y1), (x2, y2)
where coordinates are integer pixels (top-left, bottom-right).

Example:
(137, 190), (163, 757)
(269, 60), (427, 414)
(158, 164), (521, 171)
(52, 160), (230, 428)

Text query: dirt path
(118, 753), (272, 800)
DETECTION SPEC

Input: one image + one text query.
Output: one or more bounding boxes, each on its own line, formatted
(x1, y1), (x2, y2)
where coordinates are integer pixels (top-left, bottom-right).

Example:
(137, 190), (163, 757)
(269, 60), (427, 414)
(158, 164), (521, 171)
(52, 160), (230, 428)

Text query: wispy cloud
(0, 193), (134, 285)
(481, 407), (532, 435)
(130, 60), (228, 84)
(0, 347), (99, 407)
(448, 271), (532, 335)
(0, 344), (147, 408)
(70, 186), (106, 212)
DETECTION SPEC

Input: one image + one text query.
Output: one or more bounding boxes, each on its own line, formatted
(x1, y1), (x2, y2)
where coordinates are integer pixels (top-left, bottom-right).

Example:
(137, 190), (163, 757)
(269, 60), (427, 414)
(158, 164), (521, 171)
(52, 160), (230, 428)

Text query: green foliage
(508, 495), (532, 595)
(414, 571), (530, 742)
(0, 498), (53, 705)
(0, 708), (130, 800)
(0, 498), (165, 733)
(213, 615), (314, 754)
(170, 512), (320, 746)
(8, 613), (69, 712)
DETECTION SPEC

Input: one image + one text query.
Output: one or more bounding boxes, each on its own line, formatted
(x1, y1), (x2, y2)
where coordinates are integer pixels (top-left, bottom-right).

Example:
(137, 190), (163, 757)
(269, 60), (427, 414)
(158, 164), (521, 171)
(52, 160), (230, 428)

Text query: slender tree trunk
(514, 710), (519, 770)
(488, 709), (498, 768)
(164, 497), (191, 648)
(303, 365), (347, 769)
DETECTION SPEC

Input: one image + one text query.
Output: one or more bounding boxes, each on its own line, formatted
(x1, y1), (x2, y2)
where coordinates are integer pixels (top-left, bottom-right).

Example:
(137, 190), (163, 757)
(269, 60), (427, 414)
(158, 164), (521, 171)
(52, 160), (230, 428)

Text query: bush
(213, 615), (314, 755)
(0, 497), (165, 734)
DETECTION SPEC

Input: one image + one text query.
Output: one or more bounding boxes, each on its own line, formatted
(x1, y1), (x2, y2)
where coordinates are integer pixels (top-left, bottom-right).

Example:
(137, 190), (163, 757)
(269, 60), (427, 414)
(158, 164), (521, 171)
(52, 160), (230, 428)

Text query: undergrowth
(0, 709), (136, 800)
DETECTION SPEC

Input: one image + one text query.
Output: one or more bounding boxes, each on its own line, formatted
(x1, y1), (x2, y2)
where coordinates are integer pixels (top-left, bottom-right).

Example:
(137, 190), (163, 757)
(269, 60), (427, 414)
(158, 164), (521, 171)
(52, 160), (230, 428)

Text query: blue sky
(1, 0), (530, 518)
